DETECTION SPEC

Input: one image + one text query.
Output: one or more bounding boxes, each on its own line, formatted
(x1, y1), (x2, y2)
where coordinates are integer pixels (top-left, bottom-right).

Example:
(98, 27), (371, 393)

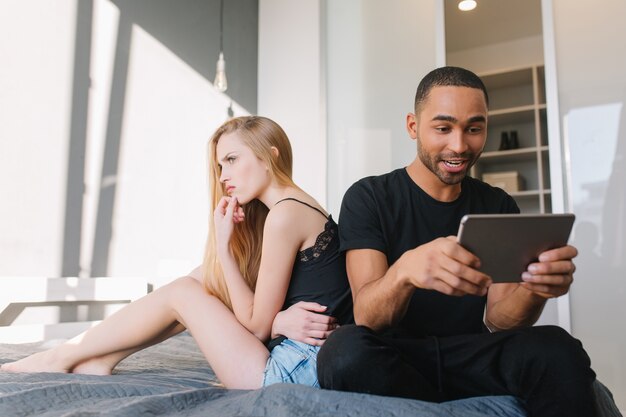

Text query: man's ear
(406, 113), (418, 140)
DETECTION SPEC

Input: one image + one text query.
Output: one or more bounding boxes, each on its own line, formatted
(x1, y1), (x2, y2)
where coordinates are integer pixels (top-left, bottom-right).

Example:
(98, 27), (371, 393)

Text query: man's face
(410, 86), (488, 185)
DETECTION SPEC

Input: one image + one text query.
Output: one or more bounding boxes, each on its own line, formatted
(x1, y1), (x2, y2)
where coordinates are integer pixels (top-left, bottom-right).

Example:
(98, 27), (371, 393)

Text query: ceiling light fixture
(458, 0), (477, 11)
(213, 0), (227, 92)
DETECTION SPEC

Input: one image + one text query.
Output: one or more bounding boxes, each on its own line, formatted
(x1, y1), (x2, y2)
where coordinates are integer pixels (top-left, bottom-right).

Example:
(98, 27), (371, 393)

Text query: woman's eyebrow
(219, 152), (235, 162)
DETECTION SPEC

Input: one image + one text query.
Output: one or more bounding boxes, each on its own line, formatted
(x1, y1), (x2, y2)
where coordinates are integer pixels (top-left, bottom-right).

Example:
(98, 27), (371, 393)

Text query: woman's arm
(216, 197), (303, 341)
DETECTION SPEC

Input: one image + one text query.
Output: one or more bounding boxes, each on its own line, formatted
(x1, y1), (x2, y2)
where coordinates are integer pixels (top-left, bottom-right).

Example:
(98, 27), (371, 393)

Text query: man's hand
(485, 245), (578, 330)
(399, 236), (492, 297)
(520, 244), (578, 298)
(271, 302), (338, 346)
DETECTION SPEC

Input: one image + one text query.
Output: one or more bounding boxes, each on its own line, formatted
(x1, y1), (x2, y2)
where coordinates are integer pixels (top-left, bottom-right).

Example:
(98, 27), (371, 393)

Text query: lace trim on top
(297, 220), (336, 262)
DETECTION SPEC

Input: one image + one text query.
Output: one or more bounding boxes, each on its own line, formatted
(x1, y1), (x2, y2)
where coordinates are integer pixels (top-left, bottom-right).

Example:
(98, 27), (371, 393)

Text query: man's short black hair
(414, 66), (489, 112)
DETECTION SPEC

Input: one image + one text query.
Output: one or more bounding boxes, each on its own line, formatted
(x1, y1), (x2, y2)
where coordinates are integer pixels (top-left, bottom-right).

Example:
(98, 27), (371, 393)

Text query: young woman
(1, 116), (353, 389)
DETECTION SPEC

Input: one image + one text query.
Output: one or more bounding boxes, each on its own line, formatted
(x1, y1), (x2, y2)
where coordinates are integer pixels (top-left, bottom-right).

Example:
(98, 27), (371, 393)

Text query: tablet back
(457, 214), (575, 283)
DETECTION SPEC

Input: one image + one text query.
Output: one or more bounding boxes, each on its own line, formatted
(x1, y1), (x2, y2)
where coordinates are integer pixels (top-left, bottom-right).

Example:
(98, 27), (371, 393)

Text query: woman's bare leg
(1, 279), (185, 373)
(1, 277), (270, 388)
(72, 272), (205, 374)
(76, 279), (270, 387)
(158, 277), (270, 389)
(71, 322), (186, 375)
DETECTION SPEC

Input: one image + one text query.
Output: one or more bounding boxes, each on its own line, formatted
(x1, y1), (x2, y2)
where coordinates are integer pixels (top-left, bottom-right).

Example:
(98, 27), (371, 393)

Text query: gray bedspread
(0, 333), (620, 417)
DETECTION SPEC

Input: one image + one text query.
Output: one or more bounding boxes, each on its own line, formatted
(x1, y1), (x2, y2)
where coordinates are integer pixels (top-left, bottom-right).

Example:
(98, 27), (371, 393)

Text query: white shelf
(480, 146), (547, 163)
(473, 65), (551, 213)
(510, 190), (542, 198)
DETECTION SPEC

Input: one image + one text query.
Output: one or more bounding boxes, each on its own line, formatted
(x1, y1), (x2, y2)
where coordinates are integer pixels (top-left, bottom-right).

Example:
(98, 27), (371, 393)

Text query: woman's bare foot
(71, 357), (115, 376)
(0, 349), (70, 374)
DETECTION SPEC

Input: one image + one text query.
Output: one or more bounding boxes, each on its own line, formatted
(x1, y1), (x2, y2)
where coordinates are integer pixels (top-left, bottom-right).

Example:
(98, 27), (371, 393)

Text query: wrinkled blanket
(0, 333), (620, 417)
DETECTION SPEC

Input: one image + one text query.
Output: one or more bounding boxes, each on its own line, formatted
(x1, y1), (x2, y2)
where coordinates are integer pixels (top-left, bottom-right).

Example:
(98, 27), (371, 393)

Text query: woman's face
(216, 132), (271, 204)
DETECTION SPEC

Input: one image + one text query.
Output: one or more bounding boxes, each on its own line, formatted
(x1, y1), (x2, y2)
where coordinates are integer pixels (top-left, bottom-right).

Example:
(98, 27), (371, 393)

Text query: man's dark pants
(317, 325), (597, 417)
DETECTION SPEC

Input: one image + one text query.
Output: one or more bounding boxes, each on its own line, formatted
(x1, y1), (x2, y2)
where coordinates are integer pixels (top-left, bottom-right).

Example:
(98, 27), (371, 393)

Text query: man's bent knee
(317, 325), (374, 389)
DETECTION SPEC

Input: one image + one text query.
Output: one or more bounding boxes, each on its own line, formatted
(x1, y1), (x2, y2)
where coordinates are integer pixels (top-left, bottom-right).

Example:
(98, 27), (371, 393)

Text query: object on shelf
(497, 130), (520, 151)
(509, 130), (519, 149)
(482, 171), (524, 193)
(498, 131), (510, 150)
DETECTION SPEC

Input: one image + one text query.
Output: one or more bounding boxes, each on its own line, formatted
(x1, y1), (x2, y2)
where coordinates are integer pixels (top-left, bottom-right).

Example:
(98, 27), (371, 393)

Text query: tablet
(457, 213), (575, 283)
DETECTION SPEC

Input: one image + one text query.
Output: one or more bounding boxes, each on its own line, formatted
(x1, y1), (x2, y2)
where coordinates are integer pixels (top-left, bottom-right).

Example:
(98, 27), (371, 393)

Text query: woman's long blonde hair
(203, 116), (296, 310)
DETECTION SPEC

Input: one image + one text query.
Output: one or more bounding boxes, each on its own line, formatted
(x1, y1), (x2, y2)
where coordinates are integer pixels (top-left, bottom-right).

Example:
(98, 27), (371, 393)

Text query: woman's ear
(264, 146), (279, 171)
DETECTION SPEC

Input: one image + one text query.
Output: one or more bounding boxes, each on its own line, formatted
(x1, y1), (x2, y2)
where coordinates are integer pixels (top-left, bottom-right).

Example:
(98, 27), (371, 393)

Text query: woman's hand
(271, 302), (338, 346)
(214, 196), (245, 254)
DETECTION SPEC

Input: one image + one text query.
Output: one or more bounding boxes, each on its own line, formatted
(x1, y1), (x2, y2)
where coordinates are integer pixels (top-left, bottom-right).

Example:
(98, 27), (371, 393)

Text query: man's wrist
(393, 251), (418, 291)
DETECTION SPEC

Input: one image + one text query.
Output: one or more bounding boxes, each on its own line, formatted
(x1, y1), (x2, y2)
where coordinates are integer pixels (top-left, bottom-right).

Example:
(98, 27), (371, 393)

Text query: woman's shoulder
(271, 195), (328, 218)
(265, 195), (329, 237)
(265, 201), (302, 230)
(187, 265), (205, 282)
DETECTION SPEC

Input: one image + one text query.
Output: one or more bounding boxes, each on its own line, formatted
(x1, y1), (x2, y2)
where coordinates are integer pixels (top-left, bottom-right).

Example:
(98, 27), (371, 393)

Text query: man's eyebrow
(432, 114), (457, 123)
(468, 115), (486, 124)
(431, 114), (486, 124)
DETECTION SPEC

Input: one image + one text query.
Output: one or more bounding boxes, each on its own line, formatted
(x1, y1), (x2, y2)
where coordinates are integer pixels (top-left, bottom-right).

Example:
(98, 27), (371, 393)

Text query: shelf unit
(471, 65), (551, 213)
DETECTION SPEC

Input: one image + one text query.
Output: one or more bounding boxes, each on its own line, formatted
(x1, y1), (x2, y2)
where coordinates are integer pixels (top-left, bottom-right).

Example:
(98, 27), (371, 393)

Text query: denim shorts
(262, 339), (321, 387)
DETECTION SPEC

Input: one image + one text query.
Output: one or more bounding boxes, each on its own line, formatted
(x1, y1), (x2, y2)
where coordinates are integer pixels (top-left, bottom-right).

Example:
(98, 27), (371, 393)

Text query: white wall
(256, 0), (440, 219)
(103, 24), (247, 282)
(551, 0), (626, 409)
(258, 0), (326, 206)
(0, 0), (256, 328)
(0, 0), (77, 276)
(0, 0), (257, 286)
(447, 35), (544, 74)
(326, 0), (439, 217)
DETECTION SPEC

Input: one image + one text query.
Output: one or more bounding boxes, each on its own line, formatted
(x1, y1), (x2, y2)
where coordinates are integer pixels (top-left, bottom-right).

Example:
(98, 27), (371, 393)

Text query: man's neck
(405, 161), (462, 202)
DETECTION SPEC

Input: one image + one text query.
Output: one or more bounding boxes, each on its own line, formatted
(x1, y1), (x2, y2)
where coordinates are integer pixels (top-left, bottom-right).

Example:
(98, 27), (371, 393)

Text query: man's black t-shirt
(338, 168), (519, 337)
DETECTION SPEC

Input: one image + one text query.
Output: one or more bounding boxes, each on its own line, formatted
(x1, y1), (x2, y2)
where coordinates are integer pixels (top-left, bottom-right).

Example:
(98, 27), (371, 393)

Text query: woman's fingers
(305, 321), (338, 332)
(304, 337), (325, 346)
(292, 301), (328, 313)
(225, 196), (237, 218)
(301, 328), (336, 346)
(216, 196), (246, 224)
(215, 196), (229, 216)
(233, 204), (245, 223)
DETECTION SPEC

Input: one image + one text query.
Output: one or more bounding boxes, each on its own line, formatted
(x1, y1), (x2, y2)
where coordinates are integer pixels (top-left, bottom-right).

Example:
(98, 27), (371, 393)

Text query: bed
(0, 331), (521, 417)
(1, 332), (623, 417)
(0, 278), (622, 417)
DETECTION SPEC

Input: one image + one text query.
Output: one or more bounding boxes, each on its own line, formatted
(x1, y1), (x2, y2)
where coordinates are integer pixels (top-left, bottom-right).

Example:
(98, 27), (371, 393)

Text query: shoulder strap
(274, 197), (328, 219)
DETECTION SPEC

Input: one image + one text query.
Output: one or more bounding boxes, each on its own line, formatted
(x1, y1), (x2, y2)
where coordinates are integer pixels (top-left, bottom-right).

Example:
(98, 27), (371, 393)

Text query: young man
(317, 66), (597, 417)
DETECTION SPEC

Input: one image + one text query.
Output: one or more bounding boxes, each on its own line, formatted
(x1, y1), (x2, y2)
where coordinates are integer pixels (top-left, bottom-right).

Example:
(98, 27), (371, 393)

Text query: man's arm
(271, 301), (337, 346)
(349, 237), (492, 331)
(485, 245), (577, 330)
(347, 249), (412, 330)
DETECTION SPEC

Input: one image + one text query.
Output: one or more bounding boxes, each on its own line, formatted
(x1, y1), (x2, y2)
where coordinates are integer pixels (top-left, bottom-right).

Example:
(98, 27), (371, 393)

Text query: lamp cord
(219, 0), (224, 52)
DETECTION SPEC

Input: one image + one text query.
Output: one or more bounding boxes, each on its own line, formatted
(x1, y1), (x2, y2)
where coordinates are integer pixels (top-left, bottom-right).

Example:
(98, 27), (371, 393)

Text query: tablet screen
(457, 214), (575, 283)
